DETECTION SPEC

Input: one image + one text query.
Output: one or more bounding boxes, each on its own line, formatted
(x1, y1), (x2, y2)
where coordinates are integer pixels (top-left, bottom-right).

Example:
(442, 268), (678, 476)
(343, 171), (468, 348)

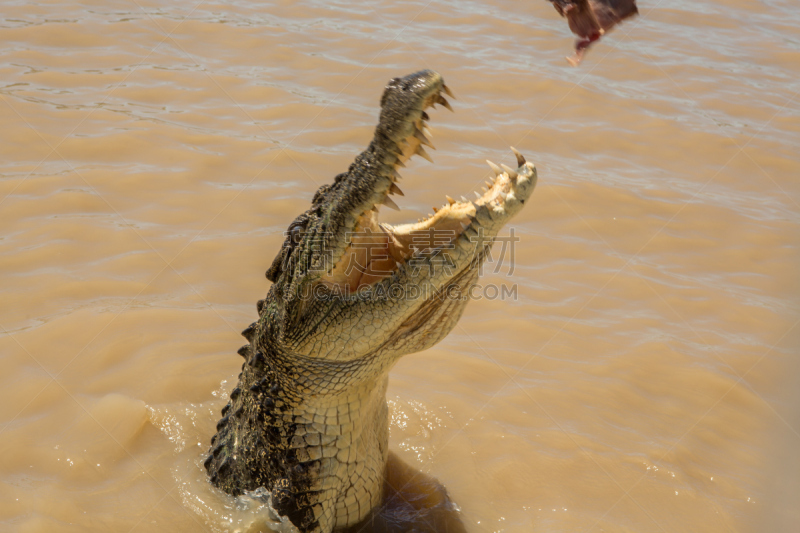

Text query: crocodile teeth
(460, 196), (468, 202)
(443, 84), (456, 99)
(481, 186), (487, 192)
(421, 111), (430, 121)
(460, 221), (470, 231)
(437, 94), (454, 112)
(390, 183), (404, 196)
(485, 180), (492, 188)
(474, 191), (481, 199)
(416, 145), (434, 163)
(382, 196), (400, 211)
(432, 206), (439, 213)
(423, 126), (433, 138)
(486, 160), (502, 177)
(500, 164), (518, 179)
(395, 158), (406, 168)
(446, 195), (456, 205)
(510, 146), (526, 167)
(414, 128), (434, 149)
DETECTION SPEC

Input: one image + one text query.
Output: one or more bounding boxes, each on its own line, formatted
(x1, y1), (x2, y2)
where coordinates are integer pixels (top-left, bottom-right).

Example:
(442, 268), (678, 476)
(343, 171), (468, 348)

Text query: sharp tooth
(423, 126), (433, 138)
(396, 260), (403, 269)
(481, 186), (487, 192)
(485, 181), (492, 188)
(437, 95), (454, 112)
(460, 221), (470, 231)
(416, 145), (434, 163)
(432, 206), (439, 213)
(486, 160), (502, 176)
(382, 196), (400, 211)
(461, 196), (468, 202)
(510, 146), (526, 167)
(414, 128), (435, 149)
(421, 111), (430, 121)
(500, 164), (518, 179)
(443, 84), (456, 99)
(390, 183), (404, 196)
(395, 158), (406, 168)
(474, 191), (481, 199)
(446, 195), (456, 205)
(427, 213), (433, 218)
(392, 169), (402, 181)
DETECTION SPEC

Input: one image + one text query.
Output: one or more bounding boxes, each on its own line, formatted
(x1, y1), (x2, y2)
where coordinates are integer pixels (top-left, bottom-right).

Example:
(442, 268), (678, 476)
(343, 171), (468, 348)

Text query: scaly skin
(204, 70), (538, 533)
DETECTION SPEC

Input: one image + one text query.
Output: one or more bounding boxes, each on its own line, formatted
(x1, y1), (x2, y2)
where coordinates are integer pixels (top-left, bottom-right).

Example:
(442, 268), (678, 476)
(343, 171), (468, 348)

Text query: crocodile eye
(289, 224), (305, 246)
(280, 223), (306, 274)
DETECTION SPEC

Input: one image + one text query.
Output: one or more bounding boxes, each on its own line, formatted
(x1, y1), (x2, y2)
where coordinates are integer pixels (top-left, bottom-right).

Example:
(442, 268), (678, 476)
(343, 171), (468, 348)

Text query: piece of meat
(548, 0), (639, 65)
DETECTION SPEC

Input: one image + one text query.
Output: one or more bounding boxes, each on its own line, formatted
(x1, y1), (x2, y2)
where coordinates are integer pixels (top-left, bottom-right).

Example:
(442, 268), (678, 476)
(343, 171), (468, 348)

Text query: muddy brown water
(1, 1), (799, 532)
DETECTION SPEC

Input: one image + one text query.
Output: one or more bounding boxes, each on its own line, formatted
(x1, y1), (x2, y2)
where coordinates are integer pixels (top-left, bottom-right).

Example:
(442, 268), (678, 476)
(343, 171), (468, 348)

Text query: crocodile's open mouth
(320, 83), (530, 292)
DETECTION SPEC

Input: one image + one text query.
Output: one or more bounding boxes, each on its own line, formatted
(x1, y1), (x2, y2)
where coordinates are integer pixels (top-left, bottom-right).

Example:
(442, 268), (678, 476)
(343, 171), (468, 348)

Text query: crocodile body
(204, 70), (538, 533)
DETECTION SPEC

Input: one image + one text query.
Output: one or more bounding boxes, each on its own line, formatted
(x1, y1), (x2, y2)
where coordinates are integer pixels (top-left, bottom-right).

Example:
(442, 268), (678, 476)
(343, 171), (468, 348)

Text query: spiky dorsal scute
(266, 212), (310, 283)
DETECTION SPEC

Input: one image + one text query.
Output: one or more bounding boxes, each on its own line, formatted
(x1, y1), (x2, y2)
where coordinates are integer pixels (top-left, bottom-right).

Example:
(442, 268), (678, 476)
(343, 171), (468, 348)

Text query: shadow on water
(235, 452), (465, 533)
(340, 452), (467, 533)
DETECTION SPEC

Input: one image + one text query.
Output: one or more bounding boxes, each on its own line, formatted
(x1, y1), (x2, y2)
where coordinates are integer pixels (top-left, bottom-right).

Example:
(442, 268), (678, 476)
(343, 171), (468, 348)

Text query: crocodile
(204, 70), (538, 533)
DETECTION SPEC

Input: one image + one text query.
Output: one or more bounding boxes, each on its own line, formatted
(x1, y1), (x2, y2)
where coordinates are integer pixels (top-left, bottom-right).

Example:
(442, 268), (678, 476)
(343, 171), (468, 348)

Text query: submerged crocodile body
(204, 70), (538, 533)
